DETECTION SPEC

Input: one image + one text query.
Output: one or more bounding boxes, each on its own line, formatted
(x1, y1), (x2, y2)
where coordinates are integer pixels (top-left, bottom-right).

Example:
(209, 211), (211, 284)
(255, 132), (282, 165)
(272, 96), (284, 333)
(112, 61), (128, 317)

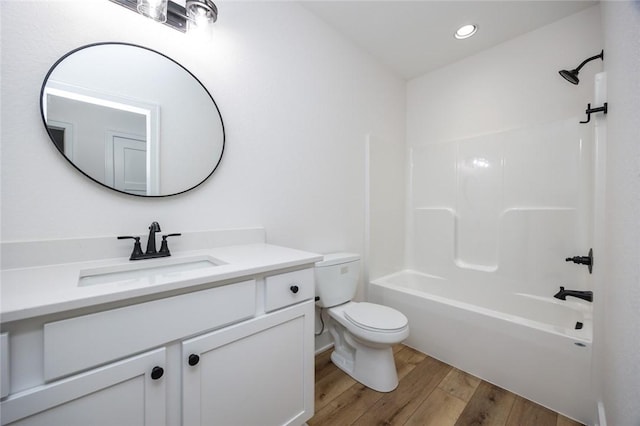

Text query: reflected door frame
(43, 81), (160, 195)
(46, 119), (75, 160)
(105, 131), (157, 195)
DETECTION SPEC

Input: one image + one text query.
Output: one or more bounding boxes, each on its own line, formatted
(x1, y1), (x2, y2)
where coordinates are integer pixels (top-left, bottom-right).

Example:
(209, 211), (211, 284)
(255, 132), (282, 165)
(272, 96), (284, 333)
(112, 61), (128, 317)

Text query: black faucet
(146, 221), (161, 255)
(117, 222), (181, 261)
(553, 286), (593, 302)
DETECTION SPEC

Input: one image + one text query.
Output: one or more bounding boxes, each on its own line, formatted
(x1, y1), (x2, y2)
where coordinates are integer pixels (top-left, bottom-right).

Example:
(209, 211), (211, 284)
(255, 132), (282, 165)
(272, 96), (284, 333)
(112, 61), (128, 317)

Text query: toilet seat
(327, 301), (409, 346)
(344, 302), (408, 333)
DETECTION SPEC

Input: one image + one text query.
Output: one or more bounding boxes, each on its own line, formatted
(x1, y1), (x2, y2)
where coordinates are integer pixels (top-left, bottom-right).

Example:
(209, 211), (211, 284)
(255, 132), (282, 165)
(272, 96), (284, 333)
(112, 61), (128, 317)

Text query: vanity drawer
(265, 269), (314, 312)
(44, 280), (256, 381)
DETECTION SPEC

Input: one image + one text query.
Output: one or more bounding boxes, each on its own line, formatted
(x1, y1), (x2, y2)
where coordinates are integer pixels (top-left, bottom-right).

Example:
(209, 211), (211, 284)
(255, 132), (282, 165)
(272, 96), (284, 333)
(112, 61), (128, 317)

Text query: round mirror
(40, 42), (224, 197)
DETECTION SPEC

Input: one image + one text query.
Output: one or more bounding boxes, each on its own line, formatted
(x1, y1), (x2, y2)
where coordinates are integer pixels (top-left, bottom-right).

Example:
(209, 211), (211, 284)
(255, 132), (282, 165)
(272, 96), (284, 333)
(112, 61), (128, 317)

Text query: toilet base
(330, 340), (399, 393)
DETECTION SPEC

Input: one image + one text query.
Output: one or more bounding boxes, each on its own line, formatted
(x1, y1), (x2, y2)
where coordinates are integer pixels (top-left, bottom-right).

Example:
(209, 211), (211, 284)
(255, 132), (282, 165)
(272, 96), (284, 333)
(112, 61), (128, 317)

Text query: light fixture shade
(137, 0), (169, 23)
(186, 0), (218, 30)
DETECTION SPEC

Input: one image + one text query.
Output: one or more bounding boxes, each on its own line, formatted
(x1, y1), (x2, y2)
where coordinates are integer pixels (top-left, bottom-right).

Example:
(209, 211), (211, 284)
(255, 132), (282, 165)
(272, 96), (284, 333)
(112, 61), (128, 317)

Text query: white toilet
(315, 253), (409, 392)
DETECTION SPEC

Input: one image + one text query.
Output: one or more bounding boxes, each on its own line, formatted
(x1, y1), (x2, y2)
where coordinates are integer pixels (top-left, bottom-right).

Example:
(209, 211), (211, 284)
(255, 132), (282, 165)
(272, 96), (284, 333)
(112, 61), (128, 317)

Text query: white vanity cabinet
(182, 301), (313, 426)
(1, 348), (166, 426)
(0, 266), (316, 426)
(182, 268), (315, 426)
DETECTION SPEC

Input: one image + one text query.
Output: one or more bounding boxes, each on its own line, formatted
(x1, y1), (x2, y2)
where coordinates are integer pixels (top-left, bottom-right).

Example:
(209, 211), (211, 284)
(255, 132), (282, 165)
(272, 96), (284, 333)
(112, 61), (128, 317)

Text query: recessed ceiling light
(455, 24), (478, 40)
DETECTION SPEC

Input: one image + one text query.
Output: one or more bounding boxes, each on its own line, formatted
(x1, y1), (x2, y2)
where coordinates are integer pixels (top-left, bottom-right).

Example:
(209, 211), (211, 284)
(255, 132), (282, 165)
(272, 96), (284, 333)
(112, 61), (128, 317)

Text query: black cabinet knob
(290, 285), (299, 294)
(188, 354), (200, 366)
(151, 366), (164, 380)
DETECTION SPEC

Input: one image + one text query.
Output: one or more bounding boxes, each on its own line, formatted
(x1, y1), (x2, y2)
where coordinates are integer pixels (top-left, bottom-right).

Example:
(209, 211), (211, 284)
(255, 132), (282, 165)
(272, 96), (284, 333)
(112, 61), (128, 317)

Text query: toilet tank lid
(316, 252), (360, 267)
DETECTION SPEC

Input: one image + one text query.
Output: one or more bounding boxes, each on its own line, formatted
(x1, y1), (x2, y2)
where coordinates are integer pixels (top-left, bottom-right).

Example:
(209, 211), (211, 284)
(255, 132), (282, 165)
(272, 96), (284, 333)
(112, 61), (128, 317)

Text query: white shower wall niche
(408, 117), (593, 295)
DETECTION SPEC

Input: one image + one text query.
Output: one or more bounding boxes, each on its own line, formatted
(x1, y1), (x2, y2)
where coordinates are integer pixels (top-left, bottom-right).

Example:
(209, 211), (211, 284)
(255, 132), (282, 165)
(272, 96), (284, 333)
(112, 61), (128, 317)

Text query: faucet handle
(565, 248), (593, 274)
(117, 236), (144, 260)
(159, 233), (182, 255)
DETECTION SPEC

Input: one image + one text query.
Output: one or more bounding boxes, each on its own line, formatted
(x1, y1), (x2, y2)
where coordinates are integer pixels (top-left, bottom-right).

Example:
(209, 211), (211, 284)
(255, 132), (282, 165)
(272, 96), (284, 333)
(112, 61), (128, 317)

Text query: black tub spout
(554, 286), (593, 302)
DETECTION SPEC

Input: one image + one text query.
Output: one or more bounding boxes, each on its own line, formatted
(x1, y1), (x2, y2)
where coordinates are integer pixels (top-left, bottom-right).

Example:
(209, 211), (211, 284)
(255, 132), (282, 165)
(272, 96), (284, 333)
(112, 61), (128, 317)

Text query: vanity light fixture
(454, 24), (478, 40)
(109, 0), (218, 33)
(137, 0), (168, 22)
(186, 0), (218, 29)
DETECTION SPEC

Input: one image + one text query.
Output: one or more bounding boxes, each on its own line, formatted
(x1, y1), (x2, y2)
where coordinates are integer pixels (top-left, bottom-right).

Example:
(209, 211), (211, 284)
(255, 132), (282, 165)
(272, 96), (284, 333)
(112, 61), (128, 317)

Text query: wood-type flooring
(309, 345), (585, 426)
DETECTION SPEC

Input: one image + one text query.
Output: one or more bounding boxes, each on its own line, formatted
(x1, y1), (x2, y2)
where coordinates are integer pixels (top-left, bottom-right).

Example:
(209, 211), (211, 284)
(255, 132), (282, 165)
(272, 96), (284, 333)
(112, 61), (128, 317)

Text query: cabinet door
(1, 348), (166, 426)
(1, 333), (8, 399)
(182, 301), (314, 426)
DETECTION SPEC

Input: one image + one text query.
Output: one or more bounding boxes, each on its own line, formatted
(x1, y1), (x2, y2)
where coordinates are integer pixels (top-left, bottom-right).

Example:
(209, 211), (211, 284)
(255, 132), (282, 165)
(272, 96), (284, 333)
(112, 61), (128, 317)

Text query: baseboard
(315, 342), (334, 355)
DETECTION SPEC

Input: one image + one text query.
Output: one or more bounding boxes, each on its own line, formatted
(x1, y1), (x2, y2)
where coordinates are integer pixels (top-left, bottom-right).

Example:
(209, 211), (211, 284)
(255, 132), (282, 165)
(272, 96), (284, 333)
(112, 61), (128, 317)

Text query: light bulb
(455, 24), (478, 40)
(137, 0), (168, 23)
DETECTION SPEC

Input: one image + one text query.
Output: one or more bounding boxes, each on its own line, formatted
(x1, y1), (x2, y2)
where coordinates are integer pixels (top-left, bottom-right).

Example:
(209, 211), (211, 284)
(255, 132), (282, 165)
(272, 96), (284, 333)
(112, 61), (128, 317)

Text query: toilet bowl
(315, 253), (409, 392)
(326, 301), (408, 392)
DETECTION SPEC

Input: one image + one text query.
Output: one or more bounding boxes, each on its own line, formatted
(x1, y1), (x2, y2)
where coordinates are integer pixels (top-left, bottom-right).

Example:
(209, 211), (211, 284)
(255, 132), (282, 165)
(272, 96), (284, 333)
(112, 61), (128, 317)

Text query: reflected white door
(108, 134), (147, 195)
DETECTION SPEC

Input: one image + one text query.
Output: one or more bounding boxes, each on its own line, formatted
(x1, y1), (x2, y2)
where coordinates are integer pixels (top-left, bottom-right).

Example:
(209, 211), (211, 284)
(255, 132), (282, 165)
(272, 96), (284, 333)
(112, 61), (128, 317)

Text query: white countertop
(1, 243), (322, 323)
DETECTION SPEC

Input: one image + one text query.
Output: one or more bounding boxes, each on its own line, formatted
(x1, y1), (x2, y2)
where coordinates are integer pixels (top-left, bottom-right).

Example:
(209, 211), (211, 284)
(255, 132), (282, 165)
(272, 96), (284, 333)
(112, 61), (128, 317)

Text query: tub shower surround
(408, 117), (593, 289)
(374, 117), (595, 424)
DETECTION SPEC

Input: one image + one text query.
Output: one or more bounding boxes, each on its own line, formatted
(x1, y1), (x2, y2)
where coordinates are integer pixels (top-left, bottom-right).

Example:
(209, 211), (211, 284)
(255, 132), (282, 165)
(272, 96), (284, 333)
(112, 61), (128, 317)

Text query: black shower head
(559, 69), (580, 85)
(559, 50), (604, 85)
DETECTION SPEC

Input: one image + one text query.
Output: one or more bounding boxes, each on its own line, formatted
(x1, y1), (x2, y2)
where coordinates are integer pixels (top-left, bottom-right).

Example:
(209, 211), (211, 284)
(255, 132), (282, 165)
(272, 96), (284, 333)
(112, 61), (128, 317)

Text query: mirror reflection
(41, 42), (224, 197)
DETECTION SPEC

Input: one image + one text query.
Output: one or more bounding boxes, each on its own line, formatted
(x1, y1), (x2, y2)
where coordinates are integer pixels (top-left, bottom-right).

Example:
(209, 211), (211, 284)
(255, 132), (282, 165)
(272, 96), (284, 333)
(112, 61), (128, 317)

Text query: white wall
(367, 133), (406, 282)
(599, 2), (640, 425)
(0, 0), (405, 272)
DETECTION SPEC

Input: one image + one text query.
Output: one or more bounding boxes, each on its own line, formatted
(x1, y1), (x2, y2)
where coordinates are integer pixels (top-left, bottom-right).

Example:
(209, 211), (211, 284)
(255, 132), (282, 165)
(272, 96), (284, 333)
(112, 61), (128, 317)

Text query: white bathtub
(370, 270), (594, 425)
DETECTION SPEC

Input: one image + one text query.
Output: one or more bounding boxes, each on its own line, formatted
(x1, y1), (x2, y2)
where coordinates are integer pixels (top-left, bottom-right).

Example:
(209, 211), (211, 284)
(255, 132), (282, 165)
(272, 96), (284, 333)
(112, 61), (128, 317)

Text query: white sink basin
(78, 256), (224, 287)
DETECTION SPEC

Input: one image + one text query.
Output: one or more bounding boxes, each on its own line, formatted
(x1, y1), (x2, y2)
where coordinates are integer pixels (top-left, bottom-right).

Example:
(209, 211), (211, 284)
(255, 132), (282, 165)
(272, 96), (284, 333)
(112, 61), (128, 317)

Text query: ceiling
(300, 1), (597, 80)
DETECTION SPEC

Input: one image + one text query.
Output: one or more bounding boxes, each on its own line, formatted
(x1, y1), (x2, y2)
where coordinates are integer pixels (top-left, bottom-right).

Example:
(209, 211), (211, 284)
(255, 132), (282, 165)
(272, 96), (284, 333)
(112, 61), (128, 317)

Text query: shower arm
(559, 50), (604, 85)
(572, 51), (604, 73)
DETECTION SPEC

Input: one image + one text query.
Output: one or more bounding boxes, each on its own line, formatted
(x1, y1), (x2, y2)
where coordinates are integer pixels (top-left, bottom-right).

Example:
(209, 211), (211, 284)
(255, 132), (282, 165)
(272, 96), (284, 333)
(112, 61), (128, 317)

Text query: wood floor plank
(557, 414), (585, 426)
(314, 367), (357, 411)
(351, 355), (452, 426)
(506, 396), (557, 426)
(454, 381), (516, 426)
(310, 345), (582, 426)
(404, 387), (467, 426)
(439, 367), (481, 402)
(310, 345), (426, 425)
(314, 348), (336, 382)
(309, 383), (383, 426)
(394, 345), (427, 380)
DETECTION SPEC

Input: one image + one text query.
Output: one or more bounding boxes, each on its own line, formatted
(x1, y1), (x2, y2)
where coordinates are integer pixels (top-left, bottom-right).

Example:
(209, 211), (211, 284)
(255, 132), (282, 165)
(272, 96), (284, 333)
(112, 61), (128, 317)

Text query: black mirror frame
(40, 41), (225, 197)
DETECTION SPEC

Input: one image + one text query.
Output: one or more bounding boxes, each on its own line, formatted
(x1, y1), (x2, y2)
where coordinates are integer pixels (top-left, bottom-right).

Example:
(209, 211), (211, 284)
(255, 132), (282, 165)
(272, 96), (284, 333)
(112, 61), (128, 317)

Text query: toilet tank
(314, 253), (360, 308)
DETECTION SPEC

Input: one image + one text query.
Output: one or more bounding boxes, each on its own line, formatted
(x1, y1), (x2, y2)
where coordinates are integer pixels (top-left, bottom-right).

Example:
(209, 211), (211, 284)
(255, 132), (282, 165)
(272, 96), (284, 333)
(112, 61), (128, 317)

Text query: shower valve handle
(565, 256), (591, 265)
(565, 248), (593, 274)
